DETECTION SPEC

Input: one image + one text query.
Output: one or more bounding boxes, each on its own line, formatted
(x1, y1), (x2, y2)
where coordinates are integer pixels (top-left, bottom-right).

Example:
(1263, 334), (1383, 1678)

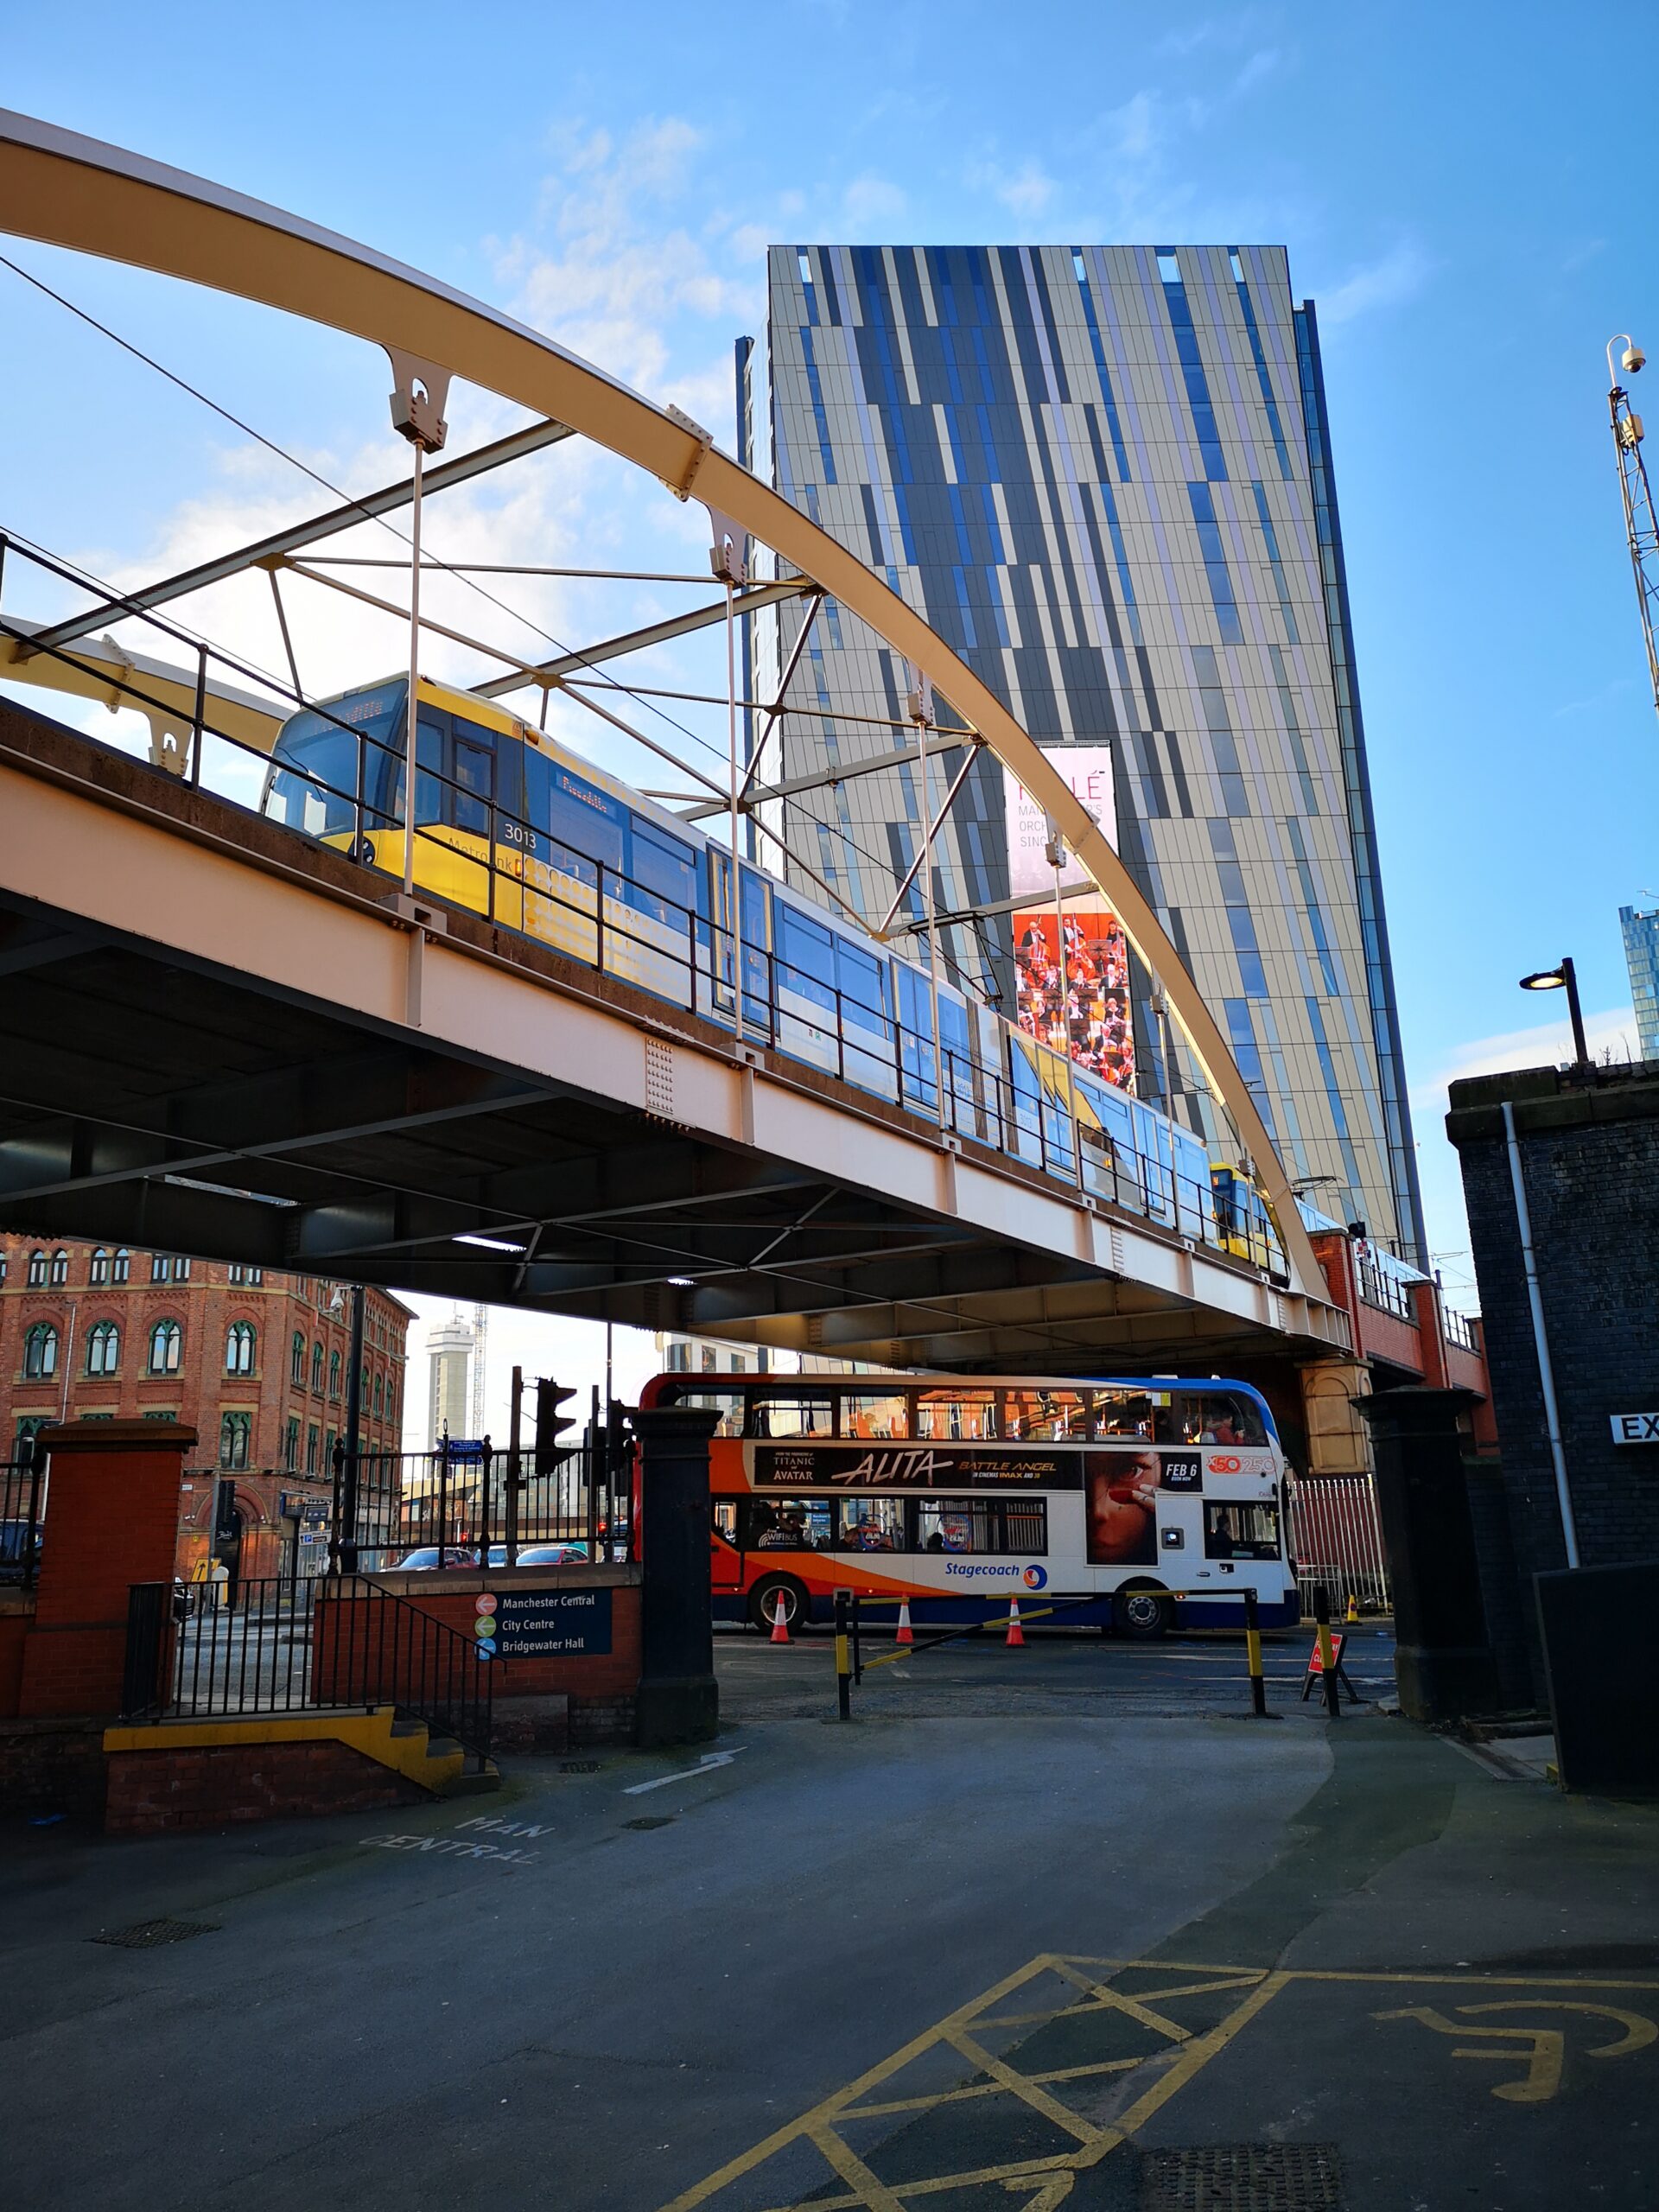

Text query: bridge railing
(0, 530), (1284, 1285)
(0, 1442), (47, 1592)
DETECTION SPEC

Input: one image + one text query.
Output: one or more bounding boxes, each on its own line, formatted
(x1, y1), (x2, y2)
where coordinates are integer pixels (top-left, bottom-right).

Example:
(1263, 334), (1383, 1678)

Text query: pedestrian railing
(0, 1442), (47, 1592)
(119, 1573), (493, 1770)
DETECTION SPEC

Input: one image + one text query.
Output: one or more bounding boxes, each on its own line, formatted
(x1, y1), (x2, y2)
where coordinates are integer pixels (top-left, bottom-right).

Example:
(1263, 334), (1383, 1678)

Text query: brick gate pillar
(17, 1421), (197, 1718)
(630, 1404), (722, 1748)
(1355, 1389), (1500, 1723)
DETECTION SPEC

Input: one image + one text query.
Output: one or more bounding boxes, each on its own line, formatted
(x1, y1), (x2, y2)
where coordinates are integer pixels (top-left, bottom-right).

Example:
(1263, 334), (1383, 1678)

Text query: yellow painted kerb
(102, 1705), (466, 1792)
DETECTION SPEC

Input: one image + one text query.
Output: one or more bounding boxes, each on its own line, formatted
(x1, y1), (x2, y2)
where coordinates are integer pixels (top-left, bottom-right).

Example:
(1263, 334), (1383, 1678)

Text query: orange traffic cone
(1006, 1599), (1026, 1649)
(770, 1591), (791, 1643)
(896, 1599), (914, 1647)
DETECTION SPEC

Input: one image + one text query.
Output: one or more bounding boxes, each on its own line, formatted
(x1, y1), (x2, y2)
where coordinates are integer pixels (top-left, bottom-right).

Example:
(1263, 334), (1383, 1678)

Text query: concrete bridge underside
(0, 700), (1351, 1371)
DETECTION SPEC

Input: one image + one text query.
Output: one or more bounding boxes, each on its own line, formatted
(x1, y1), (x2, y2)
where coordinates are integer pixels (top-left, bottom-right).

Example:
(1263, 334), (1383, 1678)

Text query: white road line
(622, 1748), (748, 1796)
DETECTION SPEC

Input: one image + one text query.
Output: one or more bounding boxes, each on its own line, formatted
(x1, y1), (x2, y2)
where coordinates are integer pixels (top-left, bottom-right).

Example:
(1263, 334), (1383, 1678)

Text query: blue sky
(2, 0), (1654, 1370)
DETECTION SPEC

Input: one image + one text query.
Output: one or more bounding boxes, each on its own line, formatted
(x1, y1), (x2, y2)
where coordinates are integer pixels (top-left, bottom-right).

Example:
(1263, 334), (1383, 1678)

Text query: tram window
(1203, 1502), (1280, 1560)
(452, 733), (493, 837)
(837, 1497), (907, 1551)
(836, 939), (889, 1035)
(915, 1389), (997, 1441)
(632, 818), (697, 919)
(1091, 1389), (1161, 1440)
(388, 709), (448, 830)
(541, 760), (625, 873)
(918, 1499), (995, 1554)
(743, 1498), (832, 1551)
(1002, 1390), (1090, 1441)
(671, 1389), (744, 1438)
(1169, 1393), (1268, 1447)
(842, 1392), (910, 1440)
(748, 1394), (835, 1439)
(777, 904), (836, 1011)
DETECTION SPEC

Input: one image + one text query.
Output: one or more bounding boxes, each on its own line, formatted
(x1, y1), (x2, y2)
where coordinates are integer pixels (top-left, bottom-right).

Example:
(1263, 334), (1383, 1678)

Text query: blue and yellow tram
(261, 672), (1289, 1278)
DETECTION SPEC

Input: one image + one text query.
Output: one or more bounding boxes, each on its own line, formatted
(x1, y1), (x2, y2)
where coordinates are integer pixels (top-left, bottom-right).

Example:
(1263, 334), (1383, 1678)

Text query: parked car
(392, 1545), (477, 1570)
(501, 1542), (589, 1567)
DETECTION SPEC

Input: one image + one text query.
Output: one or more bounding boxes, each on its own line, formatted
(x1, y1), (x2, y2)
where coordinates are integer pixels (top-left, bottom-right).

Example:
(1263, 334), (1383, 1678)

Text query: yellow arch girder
(0, 108), (1321, 1296)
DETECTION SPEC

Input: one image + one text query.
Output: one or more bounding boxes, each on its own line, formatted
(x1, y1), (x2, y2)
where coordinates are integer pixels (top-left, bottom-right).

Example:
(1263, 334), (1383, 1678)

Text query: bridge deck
(0, 698), (1350, 1370)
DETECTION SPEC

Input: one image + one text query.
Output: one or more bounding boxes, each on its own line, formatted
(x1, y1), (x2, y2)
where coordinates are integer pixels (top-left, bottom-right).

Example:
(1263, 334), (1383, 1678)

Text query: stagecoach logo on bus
(943, 1561), (1049, 1586)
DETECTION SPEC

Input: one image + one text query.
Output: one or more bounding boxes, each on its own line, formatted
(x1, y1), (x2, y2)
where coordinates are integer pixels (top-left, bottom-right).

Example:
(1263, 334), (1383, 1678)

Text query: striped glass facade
(764, 243), (1425, 1262)
(1620, 904), (1659, 1062)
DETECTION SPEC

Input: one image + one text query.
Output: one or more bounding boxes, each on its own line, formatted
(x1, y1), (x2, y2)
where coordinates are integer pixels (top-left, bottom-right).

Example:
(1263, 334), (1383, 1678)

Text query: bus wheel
(1115, 1587), (1172, 1640)
(750, 1577), (810, 1635)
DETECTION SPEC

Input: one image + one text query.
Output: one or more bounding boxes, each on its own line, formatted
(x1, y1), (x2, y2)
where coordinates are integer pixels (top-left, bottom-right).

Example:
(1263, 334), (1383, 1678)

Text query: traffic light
(533, 1379), (578, 1474)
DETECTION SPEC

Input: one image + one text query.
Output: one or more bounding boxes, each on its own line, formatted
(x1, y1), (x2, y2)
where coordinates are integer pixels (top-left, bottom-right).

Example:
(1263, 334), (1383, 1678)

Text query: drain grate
(91, 1918), (220, 1950)
(622, 1815), (674, 1831)
(561, 1761), (601, 1774)
(1139, 2145), (1344, 2212)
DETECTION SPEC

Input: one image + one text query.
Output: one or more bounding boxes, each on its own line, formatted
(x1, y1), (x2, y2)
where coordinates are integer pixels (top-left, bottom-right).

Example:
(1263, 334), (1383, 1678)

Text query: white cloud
(841, 173), (908, 229)
(994, 161), (1058, 218)
(1413, 1005), (1639, 1114)
(1318, 241), (1433, 326)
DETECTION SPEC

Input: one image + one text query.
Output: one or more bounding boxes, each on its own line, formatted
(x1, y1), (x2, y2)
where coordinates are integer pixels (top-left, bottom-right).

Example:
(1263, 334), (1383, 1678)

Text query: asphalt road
(3, 1628), (1656, 2212)
(715, 1617), (1398, 1722)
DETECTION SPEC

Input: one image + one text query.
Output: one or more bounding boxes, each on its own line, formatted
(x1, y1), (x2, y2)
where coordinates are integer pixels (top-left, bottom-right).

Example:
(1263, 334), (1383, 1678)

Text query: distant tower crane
(1605, 334), (1659, 724)
(469, 1300), (488, 1440)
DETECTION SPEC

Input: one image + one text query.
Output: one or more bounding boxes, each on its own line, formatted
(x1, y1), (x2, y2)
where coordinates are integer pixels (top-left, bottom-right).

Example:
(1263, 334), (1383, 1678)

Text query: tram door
(709, 852), (773, 1037)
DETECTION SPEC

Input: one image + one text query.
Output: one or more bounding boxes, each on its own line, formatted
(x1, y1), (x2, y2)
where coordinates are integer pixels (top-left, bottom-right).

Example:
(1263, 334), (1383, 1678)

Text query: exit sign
(1610, 1412), (1659, 1445)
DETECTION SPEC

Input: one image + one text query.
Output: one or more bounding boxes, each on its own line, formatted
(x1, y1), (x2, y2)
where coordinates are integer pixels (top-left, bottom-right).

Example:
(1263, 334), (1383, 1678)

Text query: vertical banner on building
(1002, 748), (1134, 1091)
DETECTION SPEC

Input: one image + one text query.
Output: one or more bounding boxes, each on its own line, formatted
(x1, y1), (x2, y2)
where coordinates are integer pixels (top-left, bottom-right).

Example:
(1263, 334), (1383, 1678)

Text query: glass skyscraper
(762, 243), (1425, 1262)
(1620, 904), (1659, 1061)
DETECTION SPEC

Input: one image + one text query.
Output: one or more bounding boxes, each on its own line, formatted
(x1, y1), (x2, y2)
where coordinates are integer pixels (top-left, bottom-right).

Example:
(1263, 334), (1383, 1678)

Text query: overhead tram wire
(0, 254), (1001, 1007)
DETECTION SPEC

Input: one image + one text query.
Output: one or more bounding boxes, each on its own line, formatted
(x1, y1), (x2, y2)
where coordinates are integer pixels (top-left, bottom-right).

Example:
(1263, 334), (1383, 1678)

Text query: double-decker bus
(637, 1370), (1297, 1640)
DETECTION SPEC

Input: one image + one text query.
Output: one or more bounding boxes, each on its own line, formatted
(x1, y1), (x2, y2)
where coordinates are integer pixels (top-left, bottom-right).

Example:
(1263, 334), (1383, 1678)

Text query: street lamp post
(1519, 958), (1589, 1069)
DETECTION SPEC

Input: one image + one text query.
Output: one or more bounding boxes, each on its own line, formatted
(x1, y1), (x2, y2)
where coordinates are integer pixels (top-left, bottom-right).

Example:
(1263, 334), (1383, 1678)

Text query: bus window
(915, 1389), (997, 1441)
(1004, 1499), (1048, 1555)
(669, 1389), (745, 1438)
(837, 1497), (906, 1551)
(744, 1499), (832, 1551)
(712, 1499), (738, 1546)
(1169, 1393), (1268, 1447)
(1204, 1502), (1281, 1560)
(842, 1392), (909, 1440)
(748, 1394), (835, 1440)
(1092, 1389), (1160, 1440)
(1002, 1390), (1090, 1441)
(918, 1499), (995, 1554)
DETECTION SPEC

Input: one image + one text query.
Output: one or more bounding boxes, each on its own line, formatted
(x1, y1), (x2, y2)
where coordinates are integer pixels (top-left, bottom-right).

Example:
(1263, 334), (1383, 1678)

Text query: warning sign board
(1307, 1630), (1345, 1675)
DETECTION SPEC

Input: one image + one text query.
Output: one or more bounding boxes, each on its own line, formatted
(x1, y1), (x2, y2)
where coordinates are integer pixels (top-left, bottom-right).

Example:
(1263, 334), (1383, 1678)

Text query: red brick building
(1, 1233), (412, 1580)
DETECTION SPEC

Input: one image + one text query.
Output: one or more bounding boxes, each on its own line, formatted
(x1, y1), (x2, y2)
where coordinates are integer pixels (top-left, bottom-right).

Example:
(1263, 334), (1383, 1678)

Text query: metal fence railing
(1287, 1473), (1391, 1616)
(1442, 1306), (1480, 1354)
(1354, 1254), (1417, 1325)
(119, 1573), (493, 1770)
(0, 1445), (47, 1591)
(388, 1440), (632, 1567)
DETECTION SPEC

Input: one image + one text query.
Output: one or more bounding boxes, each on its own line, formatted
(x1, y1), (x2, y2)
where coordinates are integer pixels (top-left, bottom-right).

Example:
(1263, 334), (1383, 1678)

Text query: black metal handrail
(118, 1572), (493, 1771)
(0, 1442), (47, 1592)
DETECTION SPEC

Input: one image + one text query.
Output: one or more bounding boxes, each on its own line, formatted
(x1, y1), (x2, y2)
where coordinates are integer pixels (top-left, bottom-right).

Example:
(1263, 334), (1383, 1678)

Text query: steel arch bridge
(0, 109), (1346, 1369)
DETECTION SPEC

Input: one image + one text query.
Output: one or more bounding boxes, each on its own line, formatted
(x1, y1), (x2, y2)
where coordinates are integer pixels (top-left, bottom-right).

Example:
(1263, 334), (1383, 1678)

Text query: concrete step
(439, 1761), (502, 1796)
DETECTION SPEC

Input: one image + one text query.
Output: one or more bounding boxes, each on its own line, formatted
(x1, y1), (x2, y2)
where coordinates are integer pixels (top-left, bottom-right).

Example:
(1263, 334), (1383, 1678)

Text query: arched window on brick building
(86, 1320), (120, 1376)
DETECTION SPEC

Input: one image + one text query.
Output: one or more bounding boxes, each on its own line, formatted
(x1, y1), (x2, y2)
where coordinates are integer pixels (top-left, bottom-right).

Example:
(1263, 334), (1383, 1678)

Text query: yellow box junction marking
(660, 1961), (1659, 2212)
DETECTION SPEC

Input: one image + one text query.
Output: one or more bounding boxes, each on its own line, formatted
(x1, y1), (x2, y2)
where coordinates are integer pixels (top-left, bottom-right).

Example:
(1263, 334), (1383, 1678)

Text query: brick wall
(313, 1573), (643, 1742)
(0, 1233), (412, 1537)
(1449, 1065), (1659, 1700)
(0, 1716), (108, 1816)
(105, 1738), (427, 1834)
